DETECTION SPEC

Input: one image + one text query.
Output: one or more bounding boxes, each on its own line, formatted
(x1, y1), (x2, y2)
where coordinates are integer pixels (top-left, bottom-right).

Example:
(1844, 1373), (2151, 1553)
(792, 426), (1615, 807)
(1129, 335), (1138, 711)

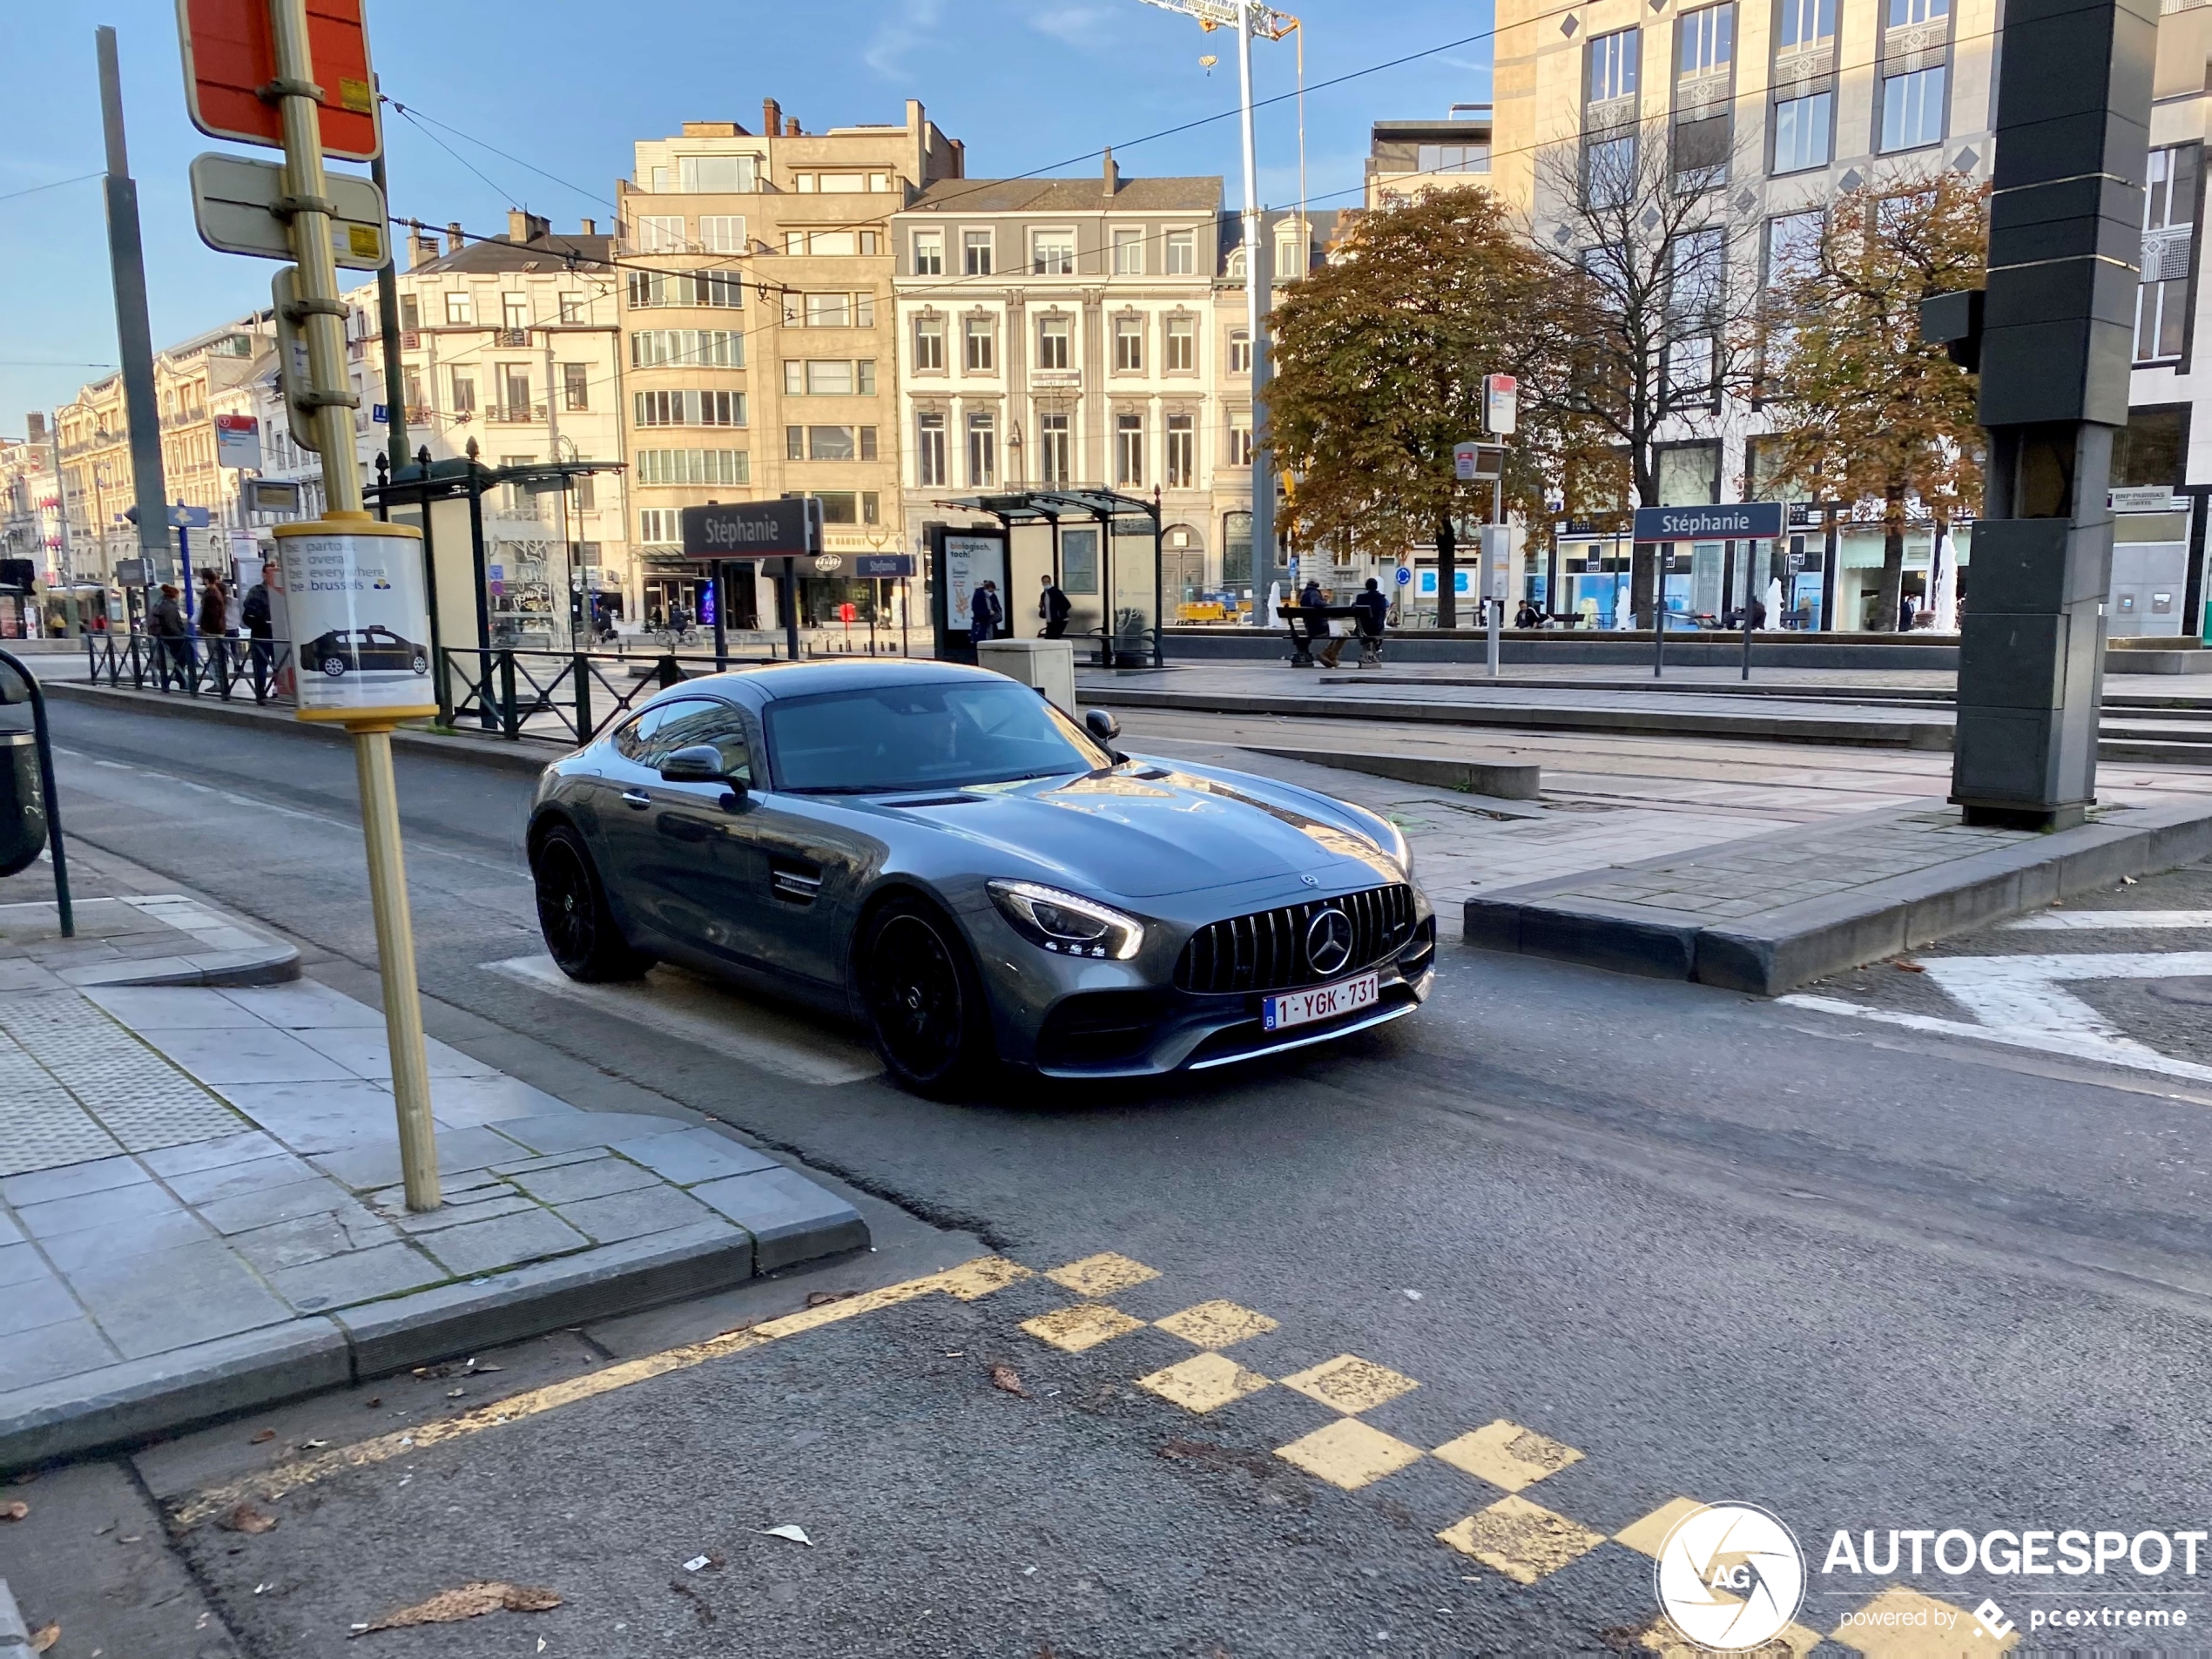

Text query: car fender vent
(887, 794), (982, 808)
(1175, 884), (1416, 995)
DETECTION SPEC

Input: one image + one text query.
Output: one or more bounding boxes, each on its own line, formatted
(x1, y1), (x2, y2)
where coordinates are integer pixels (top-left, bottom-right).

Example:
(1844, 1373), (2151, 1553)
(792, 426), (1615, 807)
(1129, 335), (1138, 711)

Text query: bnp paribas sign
(1631, 503), (1785, 542)
(680, 499), (823, 560)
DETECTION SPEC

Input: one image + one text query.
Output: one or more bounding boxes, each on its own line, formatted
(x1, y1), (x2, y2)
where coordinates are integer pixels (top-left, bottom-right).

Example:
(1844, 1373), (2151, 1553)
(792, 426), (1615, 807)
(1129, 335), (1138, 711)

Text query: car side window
(610, 698), (708, 766)
(650, 701), (753, 784)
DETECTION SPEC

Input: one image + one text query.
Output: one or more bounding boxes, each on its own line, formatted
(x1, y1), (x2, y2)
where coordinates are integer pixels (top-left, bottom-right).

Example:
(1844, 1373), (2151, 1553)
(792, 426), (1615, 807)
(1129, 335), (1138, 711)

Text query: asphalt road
(13, 697), (2212, 1656)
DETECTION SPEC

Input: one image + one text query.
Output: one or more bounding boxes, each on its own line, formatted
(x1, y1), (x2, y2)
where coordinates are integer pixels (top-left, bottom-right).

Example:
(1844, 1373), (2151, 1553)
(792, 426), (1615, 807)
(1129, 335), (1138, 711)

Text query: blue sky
(0, 0), (1493, 442)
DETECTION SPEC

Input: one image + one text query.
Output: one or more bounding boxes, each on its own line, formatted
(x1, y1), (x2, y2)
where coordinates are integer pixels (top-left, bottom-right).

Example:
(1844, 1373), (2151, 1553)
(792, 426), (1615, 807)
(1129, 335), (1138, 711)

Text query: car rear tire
(532, 823), (652, 982)
(859, 896), (991, 1098)
(320, 656), (346, 676)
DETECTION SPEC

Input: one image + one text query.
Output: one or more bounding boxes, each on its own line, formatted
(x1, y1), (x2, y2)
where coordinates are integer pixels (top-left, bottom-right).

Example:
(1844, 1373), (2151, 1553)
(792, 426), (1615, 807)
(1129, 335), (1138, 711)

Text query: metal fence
(440, 647), (772, 747)
(84, 634), (293, 705)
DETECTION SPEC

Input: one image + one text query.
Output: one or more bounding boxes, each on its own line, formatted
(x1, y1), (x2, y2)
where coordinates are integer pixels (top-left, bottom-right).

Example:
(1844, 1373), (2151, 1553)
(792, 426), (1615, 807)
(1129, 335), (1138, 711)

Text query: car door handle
(621, 789), (651, 810)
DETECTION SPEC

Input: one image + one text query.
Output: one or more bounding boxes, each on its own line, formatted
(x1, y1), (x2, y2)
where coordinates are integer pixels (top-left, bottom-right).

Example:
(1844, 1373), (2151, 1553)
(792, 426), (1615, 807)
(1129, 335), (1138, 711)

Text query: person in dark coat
(1514, 600), (1542, 629)
(970, 580), (1003, 642)
(148, 583), (191, 685)
(1038, 573), (1071, 639)
(1352, 577), (1390, 667)
(241, 560), (278, 676)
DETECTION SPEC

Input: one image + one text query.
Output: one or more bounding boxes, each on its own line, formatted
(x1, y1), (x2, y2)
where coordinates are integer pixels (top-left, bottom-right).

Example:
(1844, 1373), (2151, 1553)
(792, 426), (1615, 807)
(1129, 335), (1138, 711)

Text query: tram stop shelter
(927, 488), (1163, 668)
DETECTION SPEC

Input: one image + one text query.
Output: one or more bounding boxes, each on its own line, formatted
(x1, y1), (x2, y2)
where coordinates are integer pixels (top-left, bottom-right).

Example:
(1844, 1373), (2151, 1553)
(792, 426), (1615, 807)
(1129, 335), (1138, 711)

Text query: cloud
(1030, 3), (1113, 47)
(864, 0), (946, 78)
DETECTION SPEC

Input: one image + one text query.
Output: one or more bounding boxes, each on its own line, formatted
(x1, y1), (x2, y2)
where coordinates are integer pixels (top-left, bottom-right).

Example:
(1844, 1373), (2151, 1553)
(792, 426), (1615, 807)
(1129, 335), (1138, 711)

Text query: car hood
(848, 758), (1404, 899)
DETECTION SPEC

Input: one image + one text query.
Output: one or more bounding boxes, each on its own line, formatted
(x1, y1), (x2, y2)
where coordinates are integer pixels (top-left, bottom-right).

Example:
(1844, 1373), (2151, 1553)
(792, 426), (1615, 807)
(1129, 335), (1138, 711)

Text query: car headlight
(1347, 805), (1413, 874)
(988, 880), (1145, 961)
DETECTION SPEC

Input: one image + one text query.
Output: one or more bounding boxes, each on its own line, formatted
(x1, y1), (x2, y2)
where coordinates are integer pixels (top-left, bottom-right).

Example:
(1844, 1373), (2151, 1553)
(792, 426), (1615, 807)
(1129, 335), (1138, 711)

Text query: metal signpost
(680, 499), (819, 667)
(1631, 504), (1784, 678)
(179, 0), (442, 1212)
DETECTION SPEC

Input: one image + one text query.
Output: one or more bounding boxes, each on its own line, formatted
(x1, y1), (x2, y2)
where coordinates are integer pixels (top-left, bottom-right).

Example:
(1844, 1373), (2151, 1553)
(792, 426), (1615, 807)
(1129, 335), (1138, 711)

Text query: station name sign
(681, 500), (820, 559)
(1632, 503), (1785, 542)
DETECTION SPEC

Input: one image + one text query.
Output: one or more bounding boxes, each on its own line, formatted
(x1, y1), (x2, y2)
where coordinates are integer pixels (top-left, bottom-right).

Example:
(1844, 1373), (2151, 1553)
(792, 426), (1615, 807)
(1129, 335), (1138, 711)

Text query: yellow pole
(350, 722), (440, 1210)
(266, 0), (440, 1209)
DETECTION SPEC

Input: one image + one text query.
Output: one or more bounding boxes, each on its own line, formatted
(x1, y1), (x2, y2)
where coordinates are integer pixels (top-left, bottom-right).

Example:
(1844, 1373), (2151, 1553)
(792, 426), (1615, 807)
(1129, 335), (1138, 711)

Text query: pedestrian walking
(241, 560), (278, 678)
(149, 583), (192, 687)
(1038, 573), (1071, 640)
(971, 580), (1003, 642)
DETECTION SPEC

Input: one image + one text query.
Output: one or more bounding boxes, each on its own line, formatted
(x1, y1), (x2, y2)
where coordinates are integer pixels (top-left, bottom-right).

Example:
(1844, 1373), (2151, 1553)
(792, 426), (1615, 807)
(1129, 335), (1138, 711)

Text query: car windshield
(765, 680), (1110, 793)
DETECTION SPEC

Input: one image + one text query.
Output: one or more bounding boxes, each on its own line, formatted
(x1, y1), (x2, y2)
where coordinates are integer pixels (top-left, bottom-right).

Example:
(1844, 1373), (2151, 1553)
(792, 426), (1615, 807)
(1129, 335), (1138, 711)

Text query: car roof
(662, 659), (1010, 705)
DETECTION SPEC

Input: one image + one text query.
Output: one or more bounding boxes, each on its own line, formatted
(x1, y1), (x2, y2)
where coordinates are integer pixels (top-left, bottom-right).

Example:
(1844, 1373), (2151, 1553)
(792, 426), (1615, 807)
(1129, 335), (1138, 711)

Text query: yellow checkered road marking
(1020, 1302), (1147, 1352)
(1432, 1419), (1585, 1493)
(1438, 1494), (1608, 1584)
(1153, 1299), (1278, 1350)
(1136, 1351), (1271, 1413)
(1274, 1418), (1426, 1491)
(1045, 1251), (1159, 1298)
(1280, 1353), (1420, 1413)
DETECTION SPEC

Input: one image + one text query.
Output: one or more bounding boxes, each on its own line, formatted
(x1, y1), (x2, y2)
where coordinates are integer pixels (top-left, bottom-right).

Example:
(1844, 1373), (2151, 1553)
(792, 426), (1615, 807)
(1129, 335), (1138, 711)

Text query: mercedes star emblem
(1305, 907), (1354, 977)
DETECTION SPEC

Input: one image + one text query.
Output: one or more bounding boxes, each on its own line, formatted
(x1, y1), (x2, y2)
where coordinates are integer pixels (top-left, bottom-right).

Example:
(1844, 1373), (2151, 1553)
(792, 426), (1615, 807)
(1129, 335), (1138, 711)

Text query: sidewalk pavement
(0, 878), (867, 1469)
(0, 889), (298, 989)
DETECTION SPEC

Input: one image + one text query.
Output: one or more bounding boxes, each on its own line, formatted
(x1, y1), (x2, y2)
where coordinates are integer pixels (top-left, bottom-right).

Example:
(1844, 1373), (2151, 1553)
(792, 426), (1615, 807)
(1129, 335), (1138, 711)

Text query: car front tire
(321, 656), (346, 676)
(859, 895), (991, 1098)
(531, 822), (653, 982)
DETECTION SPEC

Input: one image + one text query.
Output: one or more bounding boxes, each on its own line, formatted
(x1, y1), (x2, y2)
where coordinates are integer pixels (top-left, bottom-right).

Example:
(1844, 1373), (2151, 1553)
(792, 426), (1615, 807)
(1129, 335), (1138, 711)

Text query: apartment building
(1366, 107), (1496, 208)
(616, 98), (962, 633)
(1491, 0), (2212, 634)
(892, 158), (1245, 625)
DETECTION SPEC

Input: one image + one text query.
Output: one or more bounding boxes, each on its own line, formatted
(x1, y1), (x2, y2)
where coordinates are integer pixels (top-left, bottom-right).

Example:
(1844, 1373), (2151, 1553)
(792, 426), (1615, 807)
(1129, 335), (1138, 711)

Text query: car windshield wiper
(786, 767), (1082, 796)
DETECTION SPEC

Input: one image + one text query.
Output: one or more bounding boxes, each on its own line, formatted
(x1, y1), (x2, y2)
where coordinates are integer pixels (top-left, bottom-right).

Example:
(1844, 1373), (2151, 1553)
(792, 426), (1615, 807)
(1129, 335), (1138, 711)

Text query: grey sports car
(526, 659), (1434, 1096)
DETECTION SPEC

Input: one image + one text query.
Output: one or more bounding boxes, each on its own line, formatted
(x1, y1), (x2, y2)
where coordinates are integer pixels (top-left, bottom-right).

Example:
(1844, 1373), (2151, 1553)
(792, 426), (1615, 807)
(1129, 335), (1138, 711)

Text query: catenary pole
(96, 28), (175, 588)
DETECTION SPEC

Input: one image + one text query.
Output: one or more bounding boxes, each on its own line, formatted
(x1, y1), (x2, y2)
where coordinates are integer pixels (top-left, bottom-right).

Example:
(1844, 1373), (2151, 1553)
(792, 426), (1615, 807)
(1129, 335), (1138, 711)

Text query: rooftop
(410, 231), (616, 277)
(907, 175), (1221, 214)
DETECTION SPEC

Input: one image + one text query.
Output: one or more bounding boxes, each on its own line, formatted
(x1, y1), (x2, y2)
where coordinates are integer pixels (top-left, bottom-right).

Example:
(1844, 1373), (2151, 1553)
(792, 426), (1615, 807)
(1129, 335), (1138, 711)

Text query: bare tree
(1534, 118), (1764, 623)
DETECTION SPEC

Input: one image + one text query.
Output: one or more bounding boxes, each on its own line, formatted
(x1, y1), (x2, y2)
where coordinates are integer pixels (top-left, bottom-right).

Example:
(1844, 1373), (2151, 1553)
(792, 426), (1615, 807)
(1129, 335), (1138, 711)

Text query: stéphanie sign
(1631, 502), (1786, 543)
(680, 499), (822, 561)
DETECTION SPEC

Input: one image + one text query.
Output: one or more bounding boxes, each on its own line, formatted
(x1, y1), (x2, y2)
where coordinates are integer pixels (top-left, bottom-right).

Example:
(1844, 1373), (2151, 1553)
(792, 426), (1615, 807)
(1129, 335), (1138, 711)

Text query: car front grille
(1175, 884), (1417, 995)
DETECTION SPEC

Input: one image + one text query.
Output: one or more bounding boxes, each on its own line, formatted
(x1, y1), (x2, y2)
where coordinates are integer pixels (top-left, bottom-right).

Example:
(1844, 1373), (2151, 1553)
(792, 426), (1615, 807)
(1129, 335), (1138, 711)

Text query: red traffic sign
(177, 0), (381, 162)
(1484, 372), (1518, 436)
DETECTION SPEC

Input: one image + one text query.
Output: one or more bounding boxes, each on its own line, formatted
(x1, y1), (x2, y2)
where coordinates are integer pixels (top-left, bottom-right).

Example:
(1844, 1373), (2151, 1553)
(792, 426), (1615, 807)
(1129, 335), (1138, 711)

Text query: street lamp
(1007, 420), (1024, 488)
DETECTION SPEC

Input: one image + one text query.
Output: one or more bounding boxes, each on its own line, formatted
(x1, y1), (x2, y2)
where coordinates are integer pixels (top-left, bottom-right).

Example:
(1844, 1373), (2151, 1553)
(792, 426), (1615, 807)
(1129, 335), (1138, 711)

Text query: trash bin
(0, 728), (47, 878)
(976, 638), (1078, 716)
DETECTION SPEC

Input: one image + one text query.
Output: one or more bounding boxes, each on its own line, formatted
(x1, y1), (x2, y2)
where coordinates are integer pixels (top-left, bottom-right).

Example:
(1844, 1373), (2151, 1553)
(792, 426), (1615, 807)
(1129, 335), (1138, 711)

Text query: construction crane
(1134, 0), (1299, 628)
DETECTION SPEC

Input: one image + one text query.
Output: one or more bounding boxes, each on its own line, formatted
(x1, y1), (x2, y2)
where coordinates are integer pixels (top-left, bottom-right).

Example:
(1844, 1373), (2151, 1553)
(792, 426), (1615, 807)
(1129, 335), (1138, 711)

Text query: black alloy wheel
(860, 898), (988, 1097)
(532, 823), (651, 982)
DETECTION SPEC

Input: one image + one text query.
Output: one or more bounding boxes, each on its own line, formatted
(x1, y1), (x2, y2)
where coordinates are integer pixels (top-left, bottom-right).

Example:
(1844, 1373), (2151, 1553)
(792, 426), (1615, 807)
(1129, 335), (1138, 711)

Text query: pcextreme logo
(1655, 1503), (1808, 1650)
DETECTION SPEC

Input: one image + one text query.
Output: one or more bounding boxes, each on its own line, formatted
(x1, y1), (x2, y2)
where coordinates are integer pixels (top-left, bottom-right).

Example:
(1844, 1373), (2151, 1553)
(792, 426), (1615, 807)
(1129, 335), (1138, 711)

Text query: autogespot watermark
(1654, 1513), (2205, 1651)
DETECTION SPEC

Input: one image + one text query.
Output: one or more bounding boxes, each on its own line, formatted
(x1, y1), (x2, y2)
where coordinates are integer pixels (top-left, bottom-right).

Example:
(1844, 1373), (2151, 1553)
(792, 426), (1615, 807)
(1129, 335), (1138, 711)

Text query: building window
(1113, 228), (1145, 275)
(1887, 0), (1948, 22)
(1666, 335), (1716, 401)
(1115, 413), (1143, 487)
(1037, 314), (1071, 369)
(1771, 91), (1831, 173)
(1670, 227), (1726, 321)
(1677, 4), (1734, 74)
(558, 293), (587, 325)
(786, 229), (877, 256)
(444, 292), (473, 326)
(967, 412), (995, 486)
(1584, 133), (1637, 208)
(1164, 231), (1196, 274)
(1588, 27), (1641, 103)
(786, 426), (803, 462)
(1228, 412), (1253, 467)
(636, 449), (748, 486)
(783, 359), (873, 395)
(1228, 330), (1251, 374)
(698, 215), (746, 253)
(449, 369), (475, 415)
(917, 412), (947, 486)
(499, 294), (528, 332)
(632, 389), (745, 427)
(2137, 144), (2201, 364)
(914, 230), (944, 275)
(1780, 0), (1836, 45)
(1764, 211), (1824, 288)
(501, 368), (531, 417)
(637, 215), (686, 253)
(1879, 65), (1946, 152)
(399, 293), (421, 332)
(1224, 509), (1253, 584)
(631, 329), (743, 368)
(914, 315), (945, 371)
(1164, 415), (1195, 487)
(678, 154), (758, 193)
(639, 508), (682, 544)
(1165, 316), (1196, 372)
(963, 231), (994, 275)
(1034, 231), (1076, 275)
(1039, 412), (1071, 483)
(626, 270), (742, 309)
(797, 426), (857, 462)
(562, 364), (590, 411)
(1114, 315), (1143, 372)
(965, 316), (996, 373)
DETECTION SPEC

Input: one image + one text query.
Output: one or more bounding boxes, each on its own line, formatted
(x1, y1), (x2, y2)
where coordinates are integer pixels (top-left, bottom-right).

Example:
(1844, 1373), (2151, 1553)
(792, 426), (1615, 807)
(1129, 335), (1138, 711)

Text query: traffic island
(0, 976), (866, 1469)
(1462, 797), (2212, 995)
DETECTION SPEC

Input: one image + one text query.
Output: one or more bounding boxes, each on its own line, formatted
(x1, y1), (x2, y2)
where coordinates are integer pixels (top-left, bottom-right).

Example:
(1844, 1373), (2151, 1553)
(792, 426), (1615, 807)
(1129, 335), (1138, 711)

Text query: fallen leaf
(217, 1503), (278, 1535)
(753, 1524), (813, 1547)
(249, 1429), (276, 1444)
(0, 1501), (26, 1521)
(989, 1363), (1029, 1398)
(30, 1622), (57, 1653)
(351, 1581), (561, 1635)
(668, 1577), (715, 1625)
(1892, 960), (1925, 973)
(364, 1397), (382, 1408)
(301, 1440), (328, 1450)
(805, 1289), (860, 1308)
(10, 1471), (35, 1485)
(446, 1388), (465, 1399)
(117, 1534), (140, 1544)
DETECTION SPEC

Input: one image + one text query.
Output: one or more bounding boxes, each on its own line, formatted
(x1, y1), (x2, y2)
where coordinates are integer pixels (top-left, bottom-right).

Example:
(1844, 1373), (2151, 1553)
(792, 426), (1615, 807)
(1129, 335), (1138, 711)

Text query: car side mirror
(659, 744), (739, 787)
(1084, 709), (1121, 745)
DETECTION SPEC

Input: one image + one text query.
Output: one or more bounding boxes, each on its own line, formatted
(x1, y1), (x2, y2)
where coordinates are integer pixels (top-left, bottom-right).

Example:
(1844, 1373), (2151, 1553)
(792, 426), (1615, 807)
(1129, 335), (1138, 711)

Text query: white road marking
(482, 954), (880, 1087)
(2003, 910), (2212, 932)
(1784, 948), (2212, 1083)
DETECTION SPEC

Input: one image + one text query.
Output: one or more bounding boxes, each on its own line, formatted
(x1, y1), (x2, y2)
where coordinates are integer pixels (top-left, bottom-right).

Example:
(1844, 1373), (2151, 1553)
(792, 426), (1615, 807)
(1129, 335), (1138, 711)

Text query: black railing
(440, 646), (773, 747)
(84, 633), (293, 705)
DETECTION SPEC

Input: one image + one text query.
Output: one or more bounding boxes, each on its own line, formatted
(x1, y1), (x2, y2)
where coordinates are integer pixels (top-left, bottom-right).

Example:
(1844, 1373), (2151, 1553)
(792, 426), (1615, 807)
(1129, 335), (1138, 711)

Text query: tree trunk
(1629, 450), (1657, 627)
(1435, 510), (1457, 631)
(1878, 481), (1907, 634)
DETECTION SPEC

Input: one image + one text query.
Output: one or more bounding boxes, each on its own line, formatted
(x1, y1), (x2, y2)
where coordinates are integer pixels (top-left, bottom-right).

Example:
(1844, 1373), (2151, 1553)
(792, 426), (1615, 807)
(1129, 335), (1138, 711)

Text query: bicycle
(651, 625), (702, 651)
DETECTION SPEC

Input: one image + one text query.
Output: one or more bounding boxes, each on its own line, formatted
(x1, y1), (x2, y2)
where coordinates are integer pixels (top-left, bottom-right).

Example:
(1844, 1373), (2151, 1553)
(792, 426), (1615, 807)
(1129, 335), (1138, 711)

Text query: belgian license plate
(1263, 971), (1379, 1032)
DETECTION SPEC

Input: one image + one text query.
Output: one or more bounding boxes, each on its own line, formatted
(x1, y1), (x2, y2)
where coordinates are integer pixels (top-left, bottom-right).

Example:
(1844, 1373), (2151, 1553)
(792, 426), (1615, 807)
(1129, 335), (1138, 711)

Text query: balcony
(485, 404), (548, 425)
(495, 328), (531, 347)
